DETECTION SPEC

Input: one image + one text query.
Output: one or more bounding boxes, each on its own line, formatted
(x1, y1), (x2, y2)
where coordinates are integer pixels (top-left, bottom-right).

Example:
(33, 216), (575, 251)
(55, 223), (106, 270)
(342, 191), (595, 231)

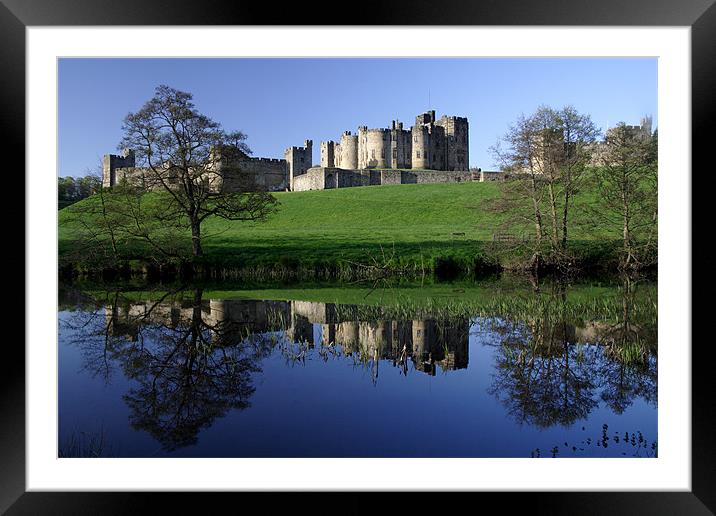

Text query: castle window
(381, 149), (385, 158)
(371, 149), (375, 159)
(416, 151), (421, 158)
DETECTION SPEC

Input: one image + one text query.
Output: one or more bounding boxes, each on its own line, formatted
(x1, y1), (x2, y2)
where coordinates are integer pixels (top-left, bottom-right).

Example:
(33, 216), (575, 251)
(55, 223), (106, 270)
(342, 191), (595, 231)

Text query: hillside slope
(59, 181), (621, 271)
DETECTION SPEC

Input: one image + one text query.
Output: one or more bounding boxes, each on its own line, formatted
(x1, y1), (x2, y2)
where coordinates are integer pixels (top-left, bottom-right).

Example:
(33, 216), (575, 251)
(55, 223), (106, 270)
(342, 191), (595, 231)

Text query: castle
(102, 110), (474, 193)
(101, 111), (653, 193)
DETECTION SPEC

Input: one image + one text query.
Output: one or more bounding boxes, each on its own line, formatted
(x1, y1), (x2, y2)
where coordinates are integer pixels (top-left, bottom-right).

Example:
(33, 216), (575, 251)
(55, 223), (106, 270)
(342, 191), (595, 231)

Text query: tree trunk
(530, 176), (544, 270)
(622, 190), (632, 267)
(561, 191), (569, 253)
(190, 218), (203, 257)
(547, 181), (560, 250)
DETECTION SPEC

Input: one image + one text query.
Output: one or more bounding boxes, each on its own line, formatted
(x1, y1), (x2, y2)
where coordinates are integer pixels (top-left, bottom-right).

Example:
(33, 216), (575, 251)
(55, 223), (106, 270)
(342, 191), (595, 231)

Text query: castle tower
(320, 141), (335, 168)
(102, 148), (135, 187)
(640, 115), (653, 138)
(339, 131), (358, 169)
(284, 139), (313, 190)
(361, 128), (390, 169)
(356, 126), (371, 169)
(415, 110), (436, 126)
(411, 125), (430, 170)
(412, 111), (447, 170)
(436, 115), (469, 171)
(390, 120), (412, 169)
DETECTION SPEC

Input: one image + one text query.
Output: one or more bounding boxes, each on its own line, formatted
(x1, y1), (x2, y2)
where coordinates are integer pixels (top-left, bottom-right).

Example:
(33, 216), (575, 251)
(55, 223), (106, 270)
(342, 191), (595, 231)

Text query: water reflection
(59, 277), (657, 457)
(484, 278), (656, 428)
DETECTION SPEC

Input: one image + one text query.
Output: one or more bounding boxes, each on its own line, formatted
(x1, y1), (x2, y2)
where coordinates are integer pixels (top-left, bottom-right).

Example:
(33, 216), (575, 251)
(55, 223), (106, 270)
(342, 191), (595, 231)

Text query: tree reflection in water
(63, 287), (274, 451)
(484, 275), (656, 428)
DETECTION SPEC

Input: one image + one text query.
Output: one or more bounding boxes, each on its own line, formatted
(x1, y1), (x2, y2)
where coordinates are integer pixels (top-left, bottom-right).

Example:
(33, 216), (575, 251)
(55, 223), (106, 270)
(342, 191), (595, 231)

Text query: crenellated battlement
(246, 157), (285, 163)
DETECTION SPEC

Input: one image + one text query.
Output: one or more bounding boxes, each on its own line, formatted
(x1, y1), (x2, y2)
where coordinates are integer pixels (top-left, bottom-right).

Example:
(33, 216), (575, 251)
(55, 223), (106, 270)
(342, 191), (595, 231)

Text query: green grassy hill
(59, 181), (623, 273)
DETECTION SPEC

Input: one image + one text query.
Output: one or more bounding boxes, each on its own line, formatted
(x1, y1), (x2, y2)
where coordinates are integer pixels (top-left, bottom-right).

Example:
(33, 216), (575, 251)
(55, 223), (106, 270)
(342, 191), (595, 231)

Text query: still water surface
(58, 278), (657, 458)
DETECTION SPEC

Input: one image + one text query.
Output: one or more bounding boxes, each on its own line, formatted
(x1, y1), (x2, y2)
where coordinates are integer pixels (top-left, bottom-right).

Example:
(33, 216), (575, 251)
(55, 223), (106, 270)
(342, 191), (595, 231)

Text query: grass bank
(59, 180), (643, 278)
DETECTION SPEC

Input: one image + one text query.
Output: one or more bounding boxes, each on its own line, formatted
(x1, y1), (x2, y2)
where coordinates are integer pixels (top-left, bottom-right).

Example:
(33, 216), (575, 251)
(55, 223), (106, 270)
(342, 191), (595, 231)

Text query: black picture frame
(4, 0), (711, 513)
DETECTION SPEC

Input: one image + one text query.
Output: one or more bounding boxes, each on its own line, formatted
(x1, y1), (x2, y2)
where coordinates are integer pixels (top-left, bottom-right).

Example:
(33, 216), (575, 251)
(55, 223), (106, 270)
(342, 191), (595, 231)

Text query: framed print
(5, 0), (712, 513)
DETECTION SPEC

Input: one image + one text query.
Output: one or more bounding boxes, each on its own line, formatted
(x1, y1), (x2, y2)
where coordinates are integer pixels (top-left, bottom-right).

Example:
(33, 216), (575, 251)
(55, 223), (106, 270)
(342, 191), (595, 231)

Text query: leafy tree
(119, 85), (278, 258)
(592, 123), (658, 269)
(58, 174), (101, 209)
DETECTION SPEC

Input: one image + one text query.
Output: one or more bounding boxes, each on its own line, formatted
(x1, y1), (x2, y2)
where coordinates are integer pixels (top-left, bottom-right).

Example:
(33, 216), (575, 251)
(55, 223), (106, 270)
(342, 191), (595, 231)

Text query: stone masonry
(102, 146), (290, 193)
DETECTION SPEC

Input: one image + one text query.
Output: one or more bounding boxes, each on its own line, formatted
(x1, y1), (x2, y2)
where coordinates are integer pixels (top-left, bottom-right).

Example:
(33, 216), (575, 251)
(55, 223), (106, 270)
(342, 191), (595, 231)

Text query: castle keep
(102, 110), (472, 193)
(319, 111), (468, 171)
(293, 110), (471, 191)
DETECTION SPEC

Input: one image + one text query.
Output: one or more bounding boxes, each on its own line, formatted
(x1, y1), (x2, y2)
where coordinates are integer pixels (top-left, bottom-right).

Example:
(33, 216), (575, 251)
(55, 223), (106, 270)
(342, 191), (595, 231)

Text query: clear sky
(58, 58), (657, 177)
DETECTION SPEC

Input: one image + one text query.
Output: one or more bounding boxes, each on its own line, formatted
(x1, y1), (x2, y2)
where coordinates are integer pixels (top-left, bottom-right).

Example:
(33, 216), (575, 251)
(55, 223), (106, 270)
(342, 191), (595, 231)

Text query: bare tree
(62, 175), (191, 267)
(119, 85), (278, 258)
(592, 123), (658, 269)
(529, 106), (599, 255)
(555, 106), (600, 252)
(490, 113), (547, 271)
(490, 105), (599, 270)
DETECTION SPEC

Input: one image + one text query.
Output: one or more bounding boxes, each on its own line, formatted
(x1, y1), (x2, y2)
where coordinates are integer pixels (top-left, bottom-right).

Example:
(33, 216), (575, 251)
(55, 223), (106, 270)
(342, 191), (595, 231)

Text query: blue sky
(58, 58), (657, 177)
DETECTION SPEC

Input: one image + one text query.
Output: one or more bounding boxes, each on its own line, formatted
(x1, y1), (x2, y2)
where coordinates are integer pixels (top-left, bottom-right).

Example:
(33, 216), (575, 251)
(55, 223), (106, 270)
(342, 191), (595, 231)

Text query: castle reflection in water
(103, 297), (470, 376)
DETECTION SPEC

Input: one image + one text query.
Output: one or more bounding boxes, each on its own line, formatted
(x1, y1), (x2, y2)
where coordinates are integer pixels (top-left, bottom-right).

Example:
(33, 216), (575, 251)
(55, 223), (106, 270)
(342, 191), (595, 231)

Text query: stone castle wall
(105, 151), (289, 193)
(216, 156), (288, 192)
(292, 166), (473, 192)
